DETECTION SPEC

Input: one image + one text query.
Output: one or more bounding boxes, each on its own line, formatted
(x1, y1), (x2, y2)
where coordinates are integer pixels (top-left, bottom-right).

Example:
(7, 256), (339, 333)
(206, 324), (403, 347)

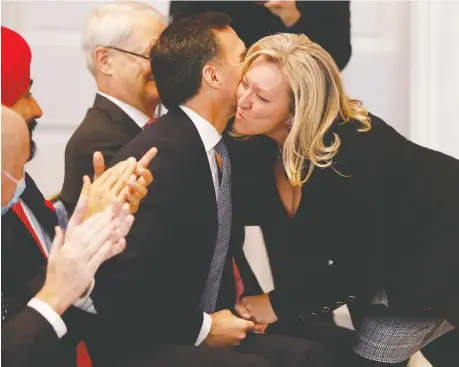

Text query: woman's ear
(202, 64), (220, 89)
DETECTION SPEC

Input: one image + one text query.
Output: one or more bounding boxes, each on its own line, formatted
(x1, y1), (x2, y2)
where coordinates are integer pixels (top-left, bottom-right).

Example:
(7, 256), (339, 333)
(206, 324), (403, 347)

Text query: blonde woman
(229, 33), (459, 367)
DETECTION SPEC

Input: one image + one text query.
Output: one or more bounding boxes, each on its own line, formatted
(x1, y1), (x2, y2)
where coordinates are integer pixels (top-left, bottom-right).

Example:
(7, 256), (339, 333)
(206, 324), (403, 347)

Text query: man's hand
(85, 158), (137, 217)
(264, 1), (301, 27)
(92, 148), (157, 214)
(119, 147), (157, 213)
(203, 309), (256, 348)
(240, 294), (278, 324)
(36, 192), (134, 315)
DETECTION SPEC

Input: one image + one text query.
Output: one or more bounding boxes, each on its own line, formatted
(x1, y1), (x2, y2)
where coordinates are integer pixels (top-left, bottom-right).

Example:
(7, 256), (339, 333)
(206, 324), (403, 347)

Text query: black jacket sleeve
(2, 307), (60, 367)
(291, 1), (352, 70)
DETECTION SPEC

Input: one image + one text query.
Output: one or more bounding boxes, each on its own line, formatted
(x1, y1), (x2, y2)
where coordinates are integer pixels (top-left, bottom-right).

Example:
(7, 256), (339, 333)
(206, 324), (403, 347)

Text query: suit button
(336, 301), (344, 307)
(348, 296), (356, 302)
(322, 306), (330, 313)
(298, 315), (305, 323)
(309, 312), (318, 319)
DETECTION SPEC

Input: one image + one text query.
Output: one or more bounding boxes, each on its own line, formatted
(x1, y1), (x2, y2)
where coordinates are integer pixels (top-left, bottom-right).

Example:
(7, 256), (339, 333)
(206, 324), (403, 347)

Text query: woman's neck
(266, 125), (289, 147)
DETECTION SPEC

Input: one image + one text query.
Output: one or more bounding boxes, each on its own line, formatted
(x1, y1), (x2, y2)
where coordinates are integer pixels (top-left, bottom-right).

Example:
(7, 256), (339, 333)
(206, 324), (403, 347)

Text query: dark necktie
(199, 139), (232, 313)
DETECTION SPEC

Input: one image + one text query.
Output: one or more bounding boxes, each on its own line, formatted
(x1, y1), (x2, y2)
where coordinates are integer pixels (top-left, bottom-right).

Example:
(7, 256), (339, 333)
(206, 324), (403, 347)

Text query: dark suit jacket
(1, 174), (99, 367)
(170, 1), (352, 70)
(60, 94), (142, 216)
(91, 107), (258, 365)
(229, 113), (459, 328)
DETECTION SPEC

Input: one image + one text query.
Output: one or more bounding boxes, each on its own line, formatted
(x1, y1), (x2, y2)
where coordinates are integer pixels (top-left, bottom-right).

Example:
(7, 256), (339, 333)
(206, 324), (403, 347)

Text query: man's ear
(202, 64), (220, 90)
(94, 47), (112, 75)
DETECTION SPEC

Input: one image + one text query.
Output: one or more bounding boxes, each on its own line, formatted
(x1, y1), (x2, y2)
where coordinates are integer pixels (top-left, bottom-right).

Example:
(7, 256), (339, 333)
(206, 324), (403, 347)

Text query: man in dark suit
(60, 2), (167, 216)
(170, 1), (352, 71)
(92, 12), (331, 367)
(1, 106), (136, 367)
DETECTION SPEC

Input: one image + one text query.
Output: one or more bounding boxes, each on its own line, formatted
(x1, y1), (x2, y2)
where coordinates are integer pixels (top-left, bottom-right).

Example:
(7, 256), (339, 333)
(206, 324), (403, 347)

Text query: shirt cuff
(72, 278), (96, 314)
(194, 312), (212, 346)
(28, 298), (68, 339)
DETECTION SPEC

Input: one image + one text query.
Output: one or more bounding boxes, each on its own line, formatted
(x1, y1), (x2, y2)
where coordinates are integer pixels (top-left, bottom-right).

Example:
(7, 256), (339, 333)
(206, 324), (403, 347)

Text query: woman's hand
(240, 293), (278, 324)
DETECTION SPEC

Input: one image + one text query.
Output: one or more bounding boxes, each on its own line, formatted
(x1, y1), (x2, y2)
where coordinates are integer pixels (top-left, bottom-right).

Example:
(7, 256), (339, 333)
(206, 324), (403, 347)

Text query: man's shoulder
(66, 107), (127, 156)
(112, 111), (190, 166)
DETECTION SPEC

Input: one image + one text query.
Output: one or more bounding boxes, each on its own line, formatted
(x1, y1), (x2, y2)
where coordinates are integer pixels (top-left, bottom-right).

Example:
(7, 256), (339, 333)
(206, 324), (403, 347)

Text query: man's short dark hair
(150, 11), (232, 110)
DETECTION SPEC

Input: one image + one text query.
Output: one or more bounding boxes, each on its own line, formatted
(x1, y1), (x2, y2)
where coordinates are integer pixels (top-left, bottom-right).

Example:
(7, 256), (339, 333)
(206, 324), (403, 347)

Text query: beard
(27, 119), (38, 161)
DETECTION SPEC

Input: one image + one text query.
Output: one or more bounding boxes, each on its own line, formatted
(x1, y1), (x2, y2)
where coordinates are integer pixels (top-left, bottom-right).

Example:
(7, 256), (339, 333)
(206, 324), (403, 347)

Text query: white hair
(82, 1), (165, 76)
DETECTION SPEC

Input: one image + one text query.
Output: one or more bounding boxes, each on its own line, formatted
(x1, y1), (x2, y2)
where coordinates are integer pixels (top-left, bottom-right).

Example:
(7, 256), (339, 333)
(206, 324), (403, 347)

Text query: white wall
(342, 0), (411, 136)
(409, 0), (459, 160)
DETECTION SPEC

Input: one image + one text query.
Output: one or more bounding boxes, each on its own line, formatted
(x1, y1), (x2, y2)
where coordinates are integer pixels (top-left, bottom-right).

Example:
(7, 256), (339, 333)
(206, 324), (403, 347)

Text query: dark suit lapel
(3, 173), (56, 275)
(1, 177), (54, 303)
(21, 173), (57, 238)
(92, 94), (142, 138)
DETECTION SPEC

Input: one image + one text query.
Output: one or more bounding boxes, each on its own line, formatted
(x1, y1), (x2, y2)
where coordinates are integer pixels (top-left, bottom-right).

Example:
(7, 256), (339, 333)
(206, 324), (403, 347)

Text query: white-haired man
(60, 1), (166, 216)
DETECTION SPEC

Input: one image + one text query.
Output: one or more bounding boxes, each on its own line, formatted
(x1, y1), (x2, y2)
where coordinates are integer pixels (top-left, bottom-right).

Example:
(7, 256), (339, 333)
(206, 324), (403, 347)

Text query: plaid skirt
(353, 291), (455, 363)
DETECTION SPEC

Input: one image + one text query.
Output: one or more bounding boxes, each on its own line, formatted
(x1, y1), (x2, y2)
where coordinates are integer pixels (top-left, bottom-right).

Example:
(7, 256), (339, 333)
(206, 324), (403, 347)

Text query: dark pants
(267, 313), (356, 367)
(134, 333), (332, 367)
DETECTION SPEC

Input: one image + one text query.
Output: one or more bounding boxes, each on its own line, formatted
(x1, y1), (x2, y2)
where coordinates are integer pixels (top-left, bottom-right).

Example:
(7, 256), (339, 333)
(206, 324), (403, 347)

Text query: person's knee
(288, 338), (333, 367)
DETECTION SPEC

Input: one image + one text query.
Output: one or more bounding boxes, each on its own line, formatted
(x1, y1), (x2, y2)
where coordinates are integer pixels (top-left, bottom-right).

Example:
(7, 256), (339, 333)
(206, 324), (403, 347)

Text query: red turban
(1, 26), (32, 107)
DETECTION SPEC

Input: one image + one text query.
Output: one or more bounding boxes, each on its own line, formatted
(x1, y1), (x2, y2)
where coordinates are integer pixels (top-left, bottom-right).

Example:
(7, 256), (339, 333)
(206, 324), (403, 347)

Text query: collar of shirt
(179, 105), (221, 152)
(97, 91), (150, 128)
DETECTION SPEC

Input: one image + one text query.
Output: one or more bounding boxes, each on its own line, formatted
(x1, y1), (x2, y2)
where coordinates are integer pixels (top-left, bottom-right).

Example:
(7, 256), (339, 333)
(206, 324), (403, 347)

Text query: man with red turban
(1, 26), (42, 161)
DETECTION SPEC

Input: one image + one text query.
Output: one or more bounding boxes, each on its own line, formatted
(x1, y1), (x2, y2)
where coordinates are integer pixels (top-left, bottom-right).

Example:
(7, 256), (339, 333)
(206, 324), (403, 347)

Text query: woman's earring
(286, 118), (293, 132)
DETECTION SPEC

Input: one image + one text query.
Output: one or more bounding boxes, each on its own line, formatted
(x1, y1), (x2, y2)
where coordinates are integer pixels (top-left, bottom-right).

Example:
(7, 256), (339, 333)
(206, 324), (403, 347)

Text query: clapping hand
(89, 147), (157, 215)
(36, 186), (134, 315)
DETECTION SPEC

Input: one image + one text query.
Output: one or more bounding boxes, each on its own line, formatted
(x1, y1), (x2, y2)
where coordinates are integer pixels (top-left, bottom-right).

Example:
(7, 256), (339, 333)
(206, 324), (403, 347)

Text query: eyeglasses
(105, 46), (150, 60)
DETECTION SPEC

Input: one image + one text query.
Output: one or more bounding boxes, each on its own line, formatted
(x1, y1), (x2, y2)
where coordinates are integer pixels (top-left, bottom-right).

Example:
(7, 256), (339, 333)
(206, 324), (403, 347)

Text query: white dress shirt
(20, 200), (95, 338)
(179, 105), (221, 345)
(98, 91), (151, 128)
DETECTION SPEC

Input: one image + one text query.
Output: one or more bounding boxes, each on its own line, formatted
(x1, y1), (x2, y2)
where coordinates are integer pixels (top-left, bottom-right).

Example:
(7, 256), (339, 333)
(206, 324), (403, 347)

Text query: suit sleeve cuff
(194, 312), (211, 346)
(27, 298), (68, 338)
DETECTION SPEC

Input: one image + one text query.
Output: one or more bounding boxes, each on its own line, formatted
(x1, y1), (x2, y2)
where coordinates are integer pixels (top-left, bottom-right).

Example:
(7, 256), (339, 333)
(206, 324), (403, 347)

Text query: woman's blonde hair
(241, 33), (371, 186)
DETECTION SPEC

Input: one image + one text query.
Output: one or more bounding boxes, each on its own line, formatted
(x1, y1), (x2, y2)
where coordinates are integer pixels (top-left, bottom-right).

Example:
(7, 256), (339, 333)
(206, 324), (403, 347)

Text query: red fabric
(232, 258), (245, 302)
(1, 26), (32, 107)
(12, 202), (47, 258)
(12, 201), (92, 367)
(76, 342), (92, 367)
(44, 200), (56, 212)
(143, 116), (158, 128)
